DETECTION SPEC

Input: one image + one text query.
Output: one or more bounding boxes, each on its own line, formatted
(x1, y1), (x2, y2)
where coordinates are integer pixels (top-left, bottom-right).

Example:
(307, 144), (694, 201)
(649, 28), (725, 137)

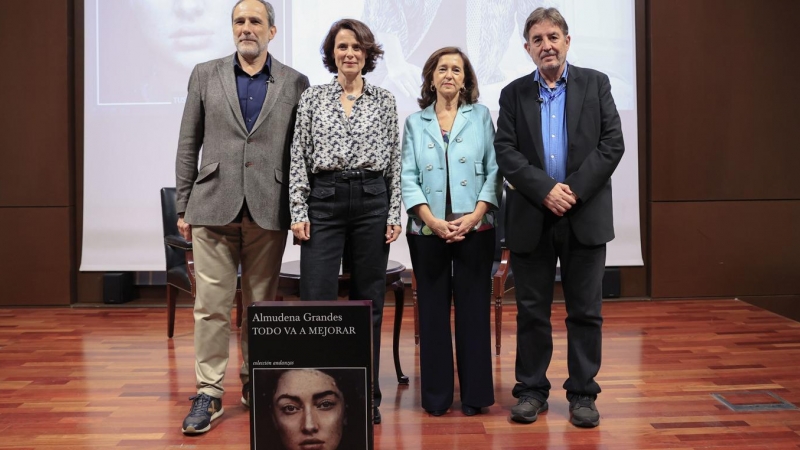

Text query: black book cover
(248, 301), (373, 450)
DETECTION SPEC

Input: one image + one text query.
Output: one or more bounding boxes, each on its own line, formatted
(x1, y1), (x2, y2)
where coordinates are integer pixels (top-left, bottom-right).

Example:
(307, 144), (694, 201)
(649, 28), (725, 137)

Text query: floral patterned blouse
(289, 78), (401, 225)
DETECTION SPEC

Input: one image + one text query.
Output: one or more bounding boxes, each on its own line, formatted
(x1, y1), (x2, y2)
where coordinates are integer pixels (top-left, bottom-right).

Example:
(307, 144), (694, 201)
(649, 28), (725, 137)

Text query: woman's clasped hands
(427, 212), (482, 243)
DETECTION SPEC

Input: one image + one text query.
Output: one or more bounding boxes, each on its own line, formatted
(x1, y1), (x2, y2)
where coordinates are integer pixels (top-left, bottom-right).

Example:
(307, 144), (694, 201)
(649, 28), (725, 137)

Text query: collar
(420, 101), (473, 120)
(329, 76), (375, 98)
(233, 53), (272, 77)
(534, 61), (569, 87)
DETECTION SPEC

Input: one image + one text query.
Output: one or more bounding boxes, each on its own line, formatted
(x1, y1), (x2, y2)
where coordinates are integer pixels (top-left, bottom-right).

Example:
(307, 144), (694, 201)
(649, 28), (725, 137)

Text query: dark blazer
(494, 65), (624, 252)
(176, 54), (310, 230)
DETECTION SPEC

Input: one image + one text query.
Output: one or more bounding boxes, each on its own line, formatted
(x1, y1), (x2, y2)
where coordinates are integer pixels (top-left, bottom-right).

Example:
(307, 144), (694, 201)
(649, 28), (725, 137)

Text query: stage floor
(1, 299), (799, 449)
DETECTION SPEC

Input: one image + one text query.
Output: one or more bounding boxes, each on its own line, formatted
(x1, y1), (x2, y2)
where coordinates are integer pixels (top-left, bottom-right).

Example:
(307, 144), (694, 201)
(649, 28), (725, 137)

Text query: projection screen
(82, 0), (641, 271)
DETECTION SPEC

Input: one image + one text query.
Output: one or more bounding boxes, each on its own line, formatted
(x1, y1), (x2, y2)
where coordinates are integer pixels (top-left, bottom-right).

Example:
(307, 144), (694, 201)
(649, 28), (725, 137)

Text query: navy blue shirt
(234, 54), (272, 133)
(231, 54), (272, 221)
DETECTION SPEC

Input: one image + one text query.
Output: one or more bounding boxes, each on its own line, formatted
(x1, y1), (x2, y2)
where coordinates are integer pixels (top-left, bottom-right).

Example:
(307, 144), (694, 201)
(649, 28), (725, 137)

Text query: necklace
(346, 94), (356, 101)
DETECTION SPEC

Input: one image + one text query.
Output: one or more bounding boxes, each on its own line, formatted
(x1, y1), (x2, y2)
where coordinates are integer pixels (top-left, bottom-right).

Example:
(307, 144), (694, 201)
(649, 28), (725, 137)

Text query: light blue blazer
(401, 103), (501, 219)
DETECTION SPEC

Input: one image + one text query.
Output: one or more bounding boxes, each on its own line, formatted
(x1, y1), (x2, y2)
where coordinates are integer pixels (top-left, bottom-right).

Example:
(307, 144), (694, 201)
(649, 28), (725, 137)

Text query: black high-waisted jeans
(300, 170), (390, 406)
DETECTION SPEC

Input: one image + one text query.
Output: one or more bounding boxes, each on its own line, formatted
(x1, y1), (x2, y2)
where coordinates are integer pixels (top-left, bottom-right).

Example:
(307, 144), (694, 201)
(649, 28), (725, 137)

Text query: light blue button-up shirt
(534, 63), (569, 183)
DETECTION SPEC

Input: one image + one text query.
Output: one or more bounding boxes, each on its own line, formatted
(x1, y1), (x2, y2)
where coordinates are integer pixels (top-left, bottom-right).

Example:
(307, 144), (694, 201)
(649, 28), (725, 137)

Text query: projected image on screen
(95, 0), (289, 105)
(362, 0), (547, 111)
(291, 0), (634, 112)
(82, 0), (641, 272)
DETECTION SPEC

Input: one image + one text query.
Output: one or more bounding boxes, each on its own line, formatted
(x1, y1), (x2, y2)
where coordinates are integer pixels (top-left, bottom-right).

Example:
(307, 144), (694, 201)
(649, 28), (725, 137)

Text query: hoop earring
(430, 85), (436, 92)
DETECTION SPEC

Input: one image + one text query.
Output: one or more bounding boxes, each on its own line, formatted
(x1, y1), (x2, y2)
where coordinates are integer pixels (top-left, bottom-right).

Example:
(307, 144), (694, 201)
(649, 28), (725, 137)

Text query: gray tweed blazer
(175, 53), (310, 230)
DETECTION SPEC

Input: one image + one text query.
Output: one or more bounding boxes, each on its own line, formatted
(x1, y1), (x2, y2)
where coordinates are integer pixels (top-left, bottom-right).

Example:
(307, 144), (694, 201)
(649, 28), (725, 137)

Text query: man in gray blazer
(175, 0), (309, 435)
(495, 7), (624, 428)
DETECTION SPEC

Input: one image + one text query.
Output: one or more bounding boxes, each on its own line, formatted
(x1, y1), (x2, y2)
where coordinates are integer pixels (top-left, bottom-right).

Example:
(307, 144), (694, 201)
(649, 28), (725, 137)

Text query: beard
(538, 52), (564, 72)
(236, 38), (267, 59)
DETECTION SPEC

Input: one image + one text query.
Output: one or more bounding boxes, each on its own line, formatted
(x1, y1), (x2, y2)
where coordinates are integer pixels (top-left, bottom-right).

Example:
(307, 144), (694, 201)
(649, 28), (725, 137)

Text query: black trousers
(511, 216), (605, 403)
(408, 229), (495, 411)
(300, 172), (389, 406)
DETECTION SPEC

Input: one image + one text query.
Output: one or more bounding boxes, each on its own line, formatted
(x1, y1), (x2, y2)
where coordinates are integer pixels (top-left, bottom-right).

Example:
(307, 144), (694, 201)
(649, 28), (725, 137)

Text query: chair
(490, 184), (513, 355)
(277, 258), (409, 384)
(411, 184), (513, 355)
(160, 187), (242, 338)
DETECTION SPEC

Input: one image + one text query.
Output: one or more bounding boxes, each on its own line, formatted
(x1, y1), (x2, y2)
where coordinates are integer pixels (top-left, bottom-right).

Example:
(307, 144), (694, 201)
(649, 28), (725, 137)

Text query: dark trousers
(511, 216), (605, 402)
(408, 230), (495, 411)
(299, 173), (389, 406)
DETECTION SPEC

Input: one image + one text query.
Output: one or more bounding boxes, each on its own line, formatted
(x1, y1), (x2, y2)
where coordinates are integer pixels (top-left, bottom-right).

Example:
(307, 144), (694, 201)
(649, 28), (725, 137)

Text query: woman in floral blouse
(288, 18), (402, 426)
(400, 47), (501, 417)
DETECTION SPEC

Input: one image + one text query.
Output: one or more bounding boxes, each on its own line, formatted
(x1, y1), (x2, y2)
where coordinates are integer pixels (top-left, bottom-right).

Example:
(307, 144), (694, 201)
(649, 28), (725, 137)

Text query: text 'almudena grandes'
(251, 312), (344, 323)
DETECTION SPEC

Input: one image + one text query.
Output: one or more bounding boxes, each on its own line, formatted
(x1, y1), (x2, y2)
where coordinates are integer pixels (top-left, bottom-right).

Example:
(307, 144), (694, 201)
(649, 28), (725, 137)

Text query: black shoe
(426, 408), (447, 416)
(182, 393), (224, 434)
(461, 404), (482, 416)
(373, 406), (381, 424)
(241, 382), (251, 408)
(509, 396), (548, 424)
(569, 396), (600, 428)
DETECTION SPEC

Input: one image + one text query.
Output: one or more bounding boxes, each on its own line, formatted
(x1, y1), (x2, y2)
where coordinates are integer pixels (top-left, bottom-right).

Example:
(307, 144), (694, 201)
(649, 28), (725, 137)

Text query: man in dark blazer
(175, 0), (309, 435)
(494, 7), (624, 428)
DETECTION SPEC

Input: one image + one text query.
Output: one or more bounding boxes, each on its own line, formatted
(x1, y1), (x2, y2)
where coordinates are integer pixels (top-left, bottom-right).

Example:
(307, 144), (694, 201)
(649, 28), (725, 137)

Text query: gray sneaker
(182, 393), (224, 434)
(510, 396), (549, 423)
(569, 396), (600, 428)
(241, 382), (251, 408)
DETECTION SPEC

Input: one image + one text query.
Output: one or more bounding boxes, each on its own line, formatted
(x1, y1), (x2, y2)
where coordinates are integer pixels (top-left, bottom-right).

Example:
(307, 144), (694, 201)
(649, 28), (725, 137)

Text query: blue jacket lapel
(421, 104), (446, 153)
(449, 103), (472, 144)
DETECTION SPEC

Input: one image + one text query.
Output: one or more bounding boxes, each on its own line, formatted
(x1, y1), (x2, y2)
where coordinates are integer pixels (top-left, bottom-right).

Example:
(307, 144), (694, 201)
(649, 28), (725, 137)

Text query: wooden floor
(1, 299), (800, 449)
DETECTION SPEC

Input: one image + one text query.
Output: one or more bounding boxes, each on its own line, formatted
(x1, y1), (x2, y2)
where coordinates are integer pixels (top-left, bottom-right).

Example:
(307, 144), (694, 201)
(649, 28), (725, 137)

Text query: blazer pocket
(474, 161), (486, 193)
(195, 162), (219, 184)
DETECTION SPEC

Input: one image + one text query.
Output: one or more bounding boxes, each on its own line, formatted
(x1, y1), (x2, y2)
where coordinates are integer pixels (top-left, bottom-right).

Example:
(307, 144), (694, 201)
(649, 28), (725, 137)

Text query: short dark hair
(523, 7), (569, 42)
(231, 0), (275, 28)
(321, 19), (384, 75)
(418, 47), (479, 110)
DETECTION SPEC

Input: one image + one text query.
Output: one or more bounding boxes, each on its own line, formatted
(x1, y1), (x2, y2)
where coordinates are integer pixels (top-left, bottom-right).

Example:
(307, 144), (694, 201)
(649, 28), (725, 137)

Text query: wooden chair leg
(391, 280), (409, 384)
(167, 284), (177, 338)
(235, 290), (243, 329)
(412, 272), (419, 346)
(492, 272), (506, 356)
(495, 293), (502, 356)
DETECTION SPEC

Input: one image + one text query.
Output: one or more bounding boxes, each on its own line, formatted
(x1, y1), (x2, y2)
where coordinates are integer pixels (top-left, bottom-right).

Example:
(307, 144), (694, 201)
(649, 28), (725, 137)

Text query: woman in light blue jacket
(401, 46), (501, 417)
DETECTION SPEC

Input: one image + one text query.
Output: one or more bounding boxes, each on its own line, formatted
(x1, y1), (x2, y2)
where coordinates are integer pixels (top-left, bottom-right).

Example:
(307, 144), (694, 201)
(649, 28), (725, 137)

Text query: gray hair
(232, 0), (275, 28)
(523, 7), (569, 42)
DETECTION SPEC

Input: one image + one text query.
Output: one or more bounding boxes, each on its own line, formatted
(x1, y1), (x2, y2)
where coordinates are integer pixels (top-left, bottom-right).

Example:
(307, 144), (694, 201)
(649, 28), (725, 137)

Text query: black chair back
(160, 187), (185, 273)
(493, 184), (508, 262)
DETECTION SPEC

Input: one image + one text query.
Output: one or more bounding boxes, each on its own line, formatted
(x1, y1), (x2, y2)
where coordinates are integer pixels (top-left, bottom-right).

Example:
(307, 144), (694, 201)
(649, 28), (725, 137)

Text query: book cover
(248, 301), (373, 450)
